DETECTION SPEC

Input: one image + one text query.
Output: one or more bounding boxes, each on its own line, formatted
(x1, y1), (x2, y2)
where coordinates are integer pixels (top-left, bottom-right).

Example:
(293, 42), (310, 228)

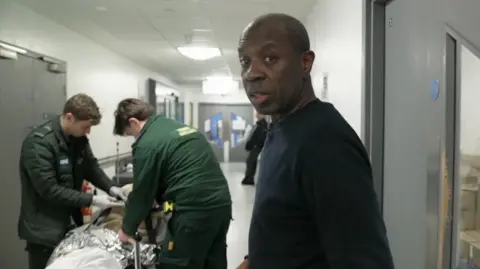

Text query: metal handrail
(97, 152), (131, 167)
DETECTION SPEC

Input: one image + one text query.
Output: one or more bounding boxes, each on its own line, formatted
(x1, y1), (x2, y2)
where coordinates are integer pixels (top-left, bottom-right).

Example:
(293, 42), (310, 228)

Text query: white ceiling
(14, 0), (317, 85)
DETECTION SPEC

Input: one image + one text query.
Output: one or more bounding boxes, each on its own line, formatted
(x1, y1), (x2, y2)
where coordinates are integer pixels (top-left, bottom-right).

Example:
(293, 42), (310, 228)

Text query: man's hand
(92, 195), (124, 209)
(236, 258), (248, 269)
(118, 229), (135, 244)
(109, 186), (129, 201)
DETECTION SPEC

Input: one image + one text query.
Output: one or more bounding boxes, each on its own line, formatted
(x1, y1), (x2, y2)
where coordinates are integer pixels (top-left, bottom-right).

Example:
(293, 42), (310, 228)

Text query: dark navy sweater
(248, 99), (395, 269)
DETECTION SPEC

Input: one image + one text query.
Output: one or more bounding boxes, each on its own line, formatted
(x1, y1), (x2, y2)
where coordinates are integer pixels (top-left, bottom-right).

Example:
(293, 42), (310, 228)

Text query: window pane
(457, 44), (480, 269)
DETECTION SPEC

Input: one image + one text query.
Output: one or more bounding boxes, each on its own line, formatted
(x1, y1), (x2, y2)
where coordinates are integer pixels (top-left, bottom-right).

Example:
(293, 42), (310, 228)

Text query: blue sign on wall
(231, 112), (239, 147)
(210, 113), (223, 148)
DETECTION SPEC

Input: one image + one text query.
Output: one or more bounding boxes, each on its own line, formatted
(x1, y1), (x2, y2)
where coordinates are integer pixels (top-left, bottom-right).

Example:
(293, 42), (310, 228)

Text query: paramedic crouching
(113, 98), (232, 269)
(18, 93), (128, 269)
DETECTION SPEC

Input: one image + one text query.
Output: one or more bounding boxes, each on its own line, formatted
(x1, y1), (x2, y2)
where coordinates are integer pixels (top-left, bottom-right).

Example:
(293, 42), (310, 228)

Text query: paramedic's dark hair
(249, 13), (310, 55)
(113, 98), (155, 136)
(63, 93), (102, 125)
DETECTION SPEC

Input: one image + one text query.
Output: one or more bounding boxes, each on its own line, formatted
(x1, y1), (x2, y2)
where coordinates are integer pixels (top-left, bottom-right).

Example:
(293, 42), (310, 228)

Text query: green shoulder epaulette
(33, 124), (53, 138)
(173, 126), (197, 137)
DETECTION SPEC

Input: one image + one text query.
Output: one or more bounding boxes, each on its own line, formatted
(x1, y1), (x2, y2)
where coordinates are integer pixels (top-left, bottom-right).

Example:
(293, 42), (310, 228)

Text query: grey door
(0, 53), (66, 269)
(0, 54), (35, 269)
(198, 104), (225, 162)
(178, 102), (185, 123)
(32, 59), (66, 125)
(189, 102), (194, 126)
(198, 103), (254, 163)
(228, 104), (255, 162)
(384, 1), (435, 269)
(157, 94), (178, 120)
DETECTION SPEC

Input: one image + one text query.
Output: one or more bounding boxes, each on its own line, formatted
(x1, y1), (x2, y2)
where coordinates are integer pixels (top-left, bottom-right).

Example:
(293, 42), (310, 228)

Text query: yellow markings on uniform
(176, 126), (197, 136)
(163, 201), (174, 213)
(168, 241), (174, 251)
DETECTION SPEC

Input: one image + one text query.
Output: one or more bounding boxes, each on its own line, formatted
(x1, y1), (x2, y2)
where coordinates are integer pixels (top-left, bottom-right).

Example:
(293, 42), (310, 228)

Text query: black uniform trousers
(244, 147), (262, 182)
(26, 243), (54, 269)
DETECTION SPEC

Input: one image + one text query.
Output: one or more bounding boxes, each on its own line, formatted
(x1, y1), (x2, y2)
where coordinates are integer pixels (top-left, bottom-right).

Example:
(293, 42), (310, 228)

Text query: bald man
(236, 13), (395, 269)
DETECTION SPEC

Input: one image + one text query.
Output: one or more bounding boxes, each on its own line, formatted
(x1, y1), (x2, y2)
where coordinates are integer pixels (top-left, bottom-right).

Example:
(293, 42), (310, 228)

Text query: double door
(0, 52), (66, 269)
(157, 93), (179, 120)
(198, 103), (254, 163)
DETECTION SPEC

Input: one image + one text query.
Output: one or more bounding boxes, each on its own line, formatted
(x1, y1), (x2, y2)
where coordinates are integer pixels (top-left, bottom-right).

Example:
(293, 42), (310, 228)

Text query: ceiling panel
(13, 0), (317, 85)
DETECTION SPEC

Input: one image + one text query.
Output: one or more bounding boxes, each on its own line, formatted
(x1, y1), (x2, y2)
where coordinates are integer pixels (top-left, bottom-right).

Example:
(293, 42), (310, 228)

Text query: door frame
(363, 0), (391, 213)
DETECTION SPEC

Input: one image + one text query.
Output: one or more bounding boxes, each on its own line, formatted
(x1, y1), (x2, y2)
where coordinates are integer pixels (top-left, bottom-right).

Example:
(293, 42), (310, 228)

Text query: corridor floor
(220, 162), (255, 269)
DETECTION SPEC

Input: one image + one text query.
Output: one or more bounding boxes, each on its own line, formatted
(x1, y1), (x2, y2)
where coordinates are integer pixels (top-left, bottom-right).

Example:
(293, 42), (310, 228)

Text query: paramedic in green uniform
(114, 98), (232, 269)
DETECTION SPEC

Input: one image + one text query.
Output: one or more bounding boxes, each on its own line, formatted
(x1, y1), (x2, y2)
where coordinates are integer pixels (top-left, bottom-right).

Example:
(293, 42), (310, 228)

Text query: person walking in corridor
(236, 13), (395, 269)
(242, 113), (267, 185)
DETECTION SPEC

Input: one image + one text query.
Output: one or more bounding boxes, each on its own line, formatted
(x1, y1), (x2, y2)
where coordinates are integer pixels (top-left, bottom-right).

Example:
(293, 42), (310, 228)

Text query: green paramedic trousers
(157, 206), (232, 269)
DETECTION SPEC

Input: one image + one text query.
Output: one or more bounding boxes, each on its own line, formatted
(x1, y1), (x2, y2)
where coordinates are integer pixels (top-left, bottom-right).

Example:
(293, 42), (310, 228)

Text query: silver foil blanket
(46, 226), (157, 268)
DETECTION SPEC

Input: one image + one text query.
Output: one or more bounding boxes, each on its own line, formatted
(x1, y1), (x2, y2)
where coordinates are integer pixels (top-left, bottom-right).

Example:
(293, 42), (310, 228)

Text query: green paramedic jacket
(122, 116), (232, 236)
(18, 117), (114, 247)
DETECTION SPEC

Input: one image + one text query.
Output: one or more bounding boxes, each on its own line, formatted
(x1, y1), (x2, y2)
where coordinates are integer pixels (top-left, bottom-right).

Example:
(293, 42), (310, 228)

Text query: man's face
(238, 23), (313, 115)
(64, 114), (92, 137)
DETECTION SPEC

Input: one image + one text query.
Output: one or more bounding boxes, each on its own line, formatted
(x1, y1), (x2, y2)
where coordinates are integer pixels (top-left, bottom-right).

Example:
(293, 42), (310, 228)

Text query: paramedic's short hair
(113, 98), (155, 136)
(63, 93), (102, 125)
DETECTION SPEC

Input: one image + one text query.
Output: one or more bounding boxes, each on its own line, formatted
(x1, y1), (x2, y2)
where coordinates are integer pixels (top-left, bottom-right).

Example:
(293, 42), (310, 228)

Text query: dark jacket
(245, 118), (268, 151)
(18, 117), (114, 247)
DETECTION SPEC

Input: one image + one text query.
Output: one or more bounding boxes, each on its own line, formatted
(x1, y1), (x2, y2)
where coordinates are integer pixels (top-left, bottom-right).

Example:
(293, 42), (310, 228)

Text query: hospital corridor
(1, 0), (480, 269)
(221, 163), (255, 268)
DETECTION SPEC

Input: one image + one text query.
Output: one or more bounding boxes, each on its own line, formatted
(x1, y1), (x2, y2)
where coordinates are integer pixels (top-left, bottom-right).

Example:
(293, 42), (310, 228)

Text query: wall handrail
(98, 152), (131, 167)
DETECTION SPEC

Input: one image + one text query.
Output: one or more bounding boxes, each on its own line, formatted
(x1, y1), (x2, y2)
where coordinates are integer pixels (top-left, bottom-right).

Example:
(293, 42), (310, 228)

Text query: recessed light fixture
(95, 6), (107, 11)
(202, 76), (239, 95)
(177, 45), (221, 61)
(193, 29), (212, 32)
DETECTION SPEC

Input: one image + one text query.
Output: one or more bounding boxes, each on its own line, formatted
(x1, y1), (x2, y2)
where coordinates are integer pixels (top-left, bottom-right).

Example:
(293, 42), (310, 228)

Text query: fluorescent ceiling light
(177, 46), (221, 61)
(202, 76), (239, 95)
(0, 42), (27, 54)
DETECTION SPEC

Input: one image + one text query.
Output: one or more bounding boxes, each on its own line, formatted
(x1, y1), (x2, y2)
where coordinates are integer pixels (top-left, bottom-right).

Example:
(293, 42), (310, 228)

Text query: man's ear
(65, 113), (74, 121)
(127, 118), (137, 125)
(302, 50), (315, 73)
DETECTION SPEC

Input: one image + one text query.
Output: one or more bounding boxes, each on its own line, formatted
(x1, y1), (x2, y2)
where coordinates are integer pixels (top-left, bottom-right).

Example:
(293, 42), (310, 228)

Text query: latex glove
(118, 229), (135, 244)
(92, 195), (124, 209)
(236, 259), (248, 269)
(109, 186), (129, 201)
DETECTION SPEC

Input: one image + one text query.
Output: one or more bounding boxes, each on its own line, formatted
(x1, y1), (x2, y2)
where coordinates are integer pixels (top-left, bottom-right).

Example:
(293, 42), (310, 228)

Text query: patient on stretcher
(45, 184), (166, 269)
(98, 184), (167, 244)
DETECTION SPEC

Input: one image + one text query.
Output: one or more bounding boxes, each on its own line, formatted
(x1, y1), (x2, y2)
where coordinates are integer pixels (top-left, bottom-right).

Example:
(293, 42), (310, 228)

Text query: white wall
(0, 1), (177, 159)
(305, 0), (363, 136)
